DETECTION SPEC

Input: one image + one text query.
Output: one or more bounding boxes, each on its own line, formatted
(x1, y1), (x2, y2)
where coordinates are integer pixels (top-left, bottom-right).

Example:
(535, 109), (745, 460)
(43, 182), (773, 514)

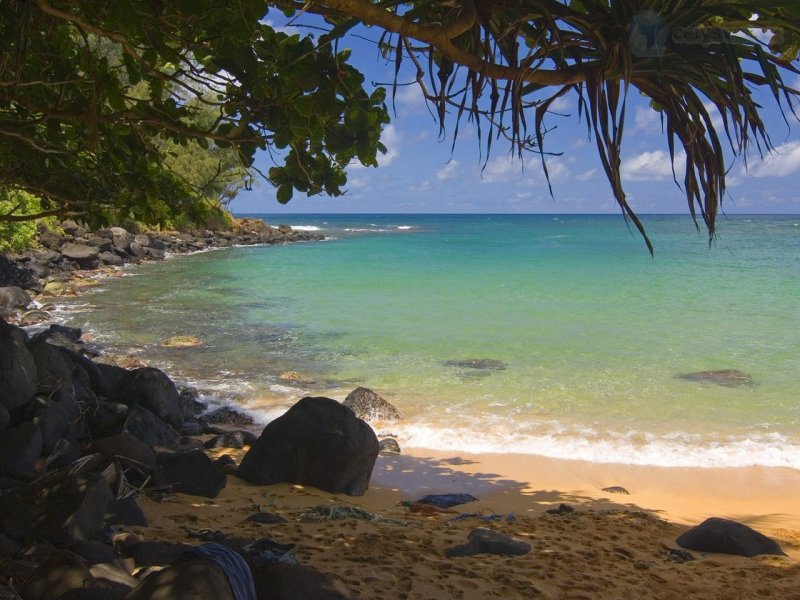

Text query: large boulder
(676, 517), (785, 557)
(237, 396), (379, 496)
(0, 254), (38, 288)
(88, 433), (156, 473)
(28, 340), (76, 397)
(0, 286), (31, 316)
(123, 405), (179, 450)
(343, 387), (402, 421)
(113, 367), (183, 431)
(0, 473), (112, 544)
(61, 243), (100, 268)
(125, 558), (235, 600)
(0, 320), (37, 409)
(0, 421), (42, 479)
(153, 450), (226, 498)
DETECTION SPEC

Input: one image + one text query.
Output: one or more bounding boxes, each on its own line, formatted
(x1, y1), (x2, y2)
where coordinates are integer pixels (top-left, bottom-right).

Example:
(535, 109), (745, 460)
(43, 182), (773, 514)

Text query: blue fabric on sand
(185, 542), (257, 600)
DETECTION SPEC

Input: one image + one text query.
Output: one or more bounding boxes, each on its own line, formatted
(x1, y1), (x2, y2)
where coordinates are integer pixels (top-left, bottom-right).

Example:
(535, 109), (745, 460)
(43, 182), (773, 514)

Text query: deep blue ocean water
(60, 214), (800, 468)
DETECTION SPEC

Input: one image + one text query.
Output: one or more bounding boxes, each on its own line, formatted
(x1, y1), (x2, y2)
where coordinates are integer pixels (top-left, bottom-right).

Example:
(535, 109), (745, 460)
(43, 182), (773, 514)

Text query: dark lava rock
(0, 320), (37, 409)
(252, 562), (357, 600)
(343, 387), (403, 421)
(99, 251), (124, 266)
(28, 340), (75, 396)
(154, 449), (226, 498)
(204, 405), (254, 428)
(0, 421), (42, 479)
(33, 398), (76, 454)
(0, 286), (31, 315)
(123, 405), (180, 450)
(546, 504), (575, 515)
(105, 497), (148, 527)
(204, 430), (257, 450)
(0, 404), (8, 430)
(245, 511), (288, 525)
(445, 527), (531, 557)
(85, 401), (128, 439)
(61, 243), (100, 268)
(677, 369), (753, 387)
(88, 432), (156, 472)
(676, 517), (785, 557)
(125, 558), (235, 600)
(21, 550), (96, 600)
(113, 367), (183, 431)
(443, 358), (507, 370)
(416, 493), (478, 509)
(0, 473), (111, 544)
(178, 387), (205, 419)
(378, 438), (401, 454)
(237, 396), (379, 496)
(0, 254), (38, 288)
(121, 541), (196, 568)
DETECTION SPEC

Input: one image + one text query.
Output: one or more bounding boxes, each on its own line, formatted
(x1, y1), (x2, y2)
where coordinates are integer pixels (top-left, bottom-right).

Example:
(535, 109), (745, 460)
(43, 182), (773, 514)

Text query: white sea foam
(396, 225), (415, 230)
(386, 423), (800, 469)
(290, 225), (321, 231)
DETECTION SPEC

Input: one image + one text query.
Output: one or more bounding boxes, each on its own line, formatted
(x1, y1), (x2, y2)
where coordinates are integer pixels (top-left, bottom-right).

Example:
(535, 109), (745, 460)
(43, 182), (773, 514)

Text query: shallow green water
(61, 214), (800, 468)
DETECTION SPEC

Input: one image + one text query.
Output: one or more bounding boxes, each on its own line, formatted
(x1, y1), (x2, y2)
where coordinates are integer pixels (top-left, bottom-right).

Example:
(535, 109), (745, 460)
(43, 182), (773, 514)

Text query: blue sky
(231, 20), (800, 216)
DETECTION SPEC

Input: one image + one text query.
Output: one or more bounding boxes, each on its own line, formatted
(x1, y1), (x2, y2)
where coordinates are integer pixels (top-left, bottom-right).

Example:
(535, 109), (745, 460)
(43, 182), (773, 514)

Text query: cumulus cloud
(633, 106), (662, 133)
(576, 168), (597, 182)
(621, 150), (686, 181)
(408, 179), (432, 193)
(747, 141), (800, 177)
(482, 154), (570, 184)
(377, 124), (401, 167)
(436, 161), (460, 181)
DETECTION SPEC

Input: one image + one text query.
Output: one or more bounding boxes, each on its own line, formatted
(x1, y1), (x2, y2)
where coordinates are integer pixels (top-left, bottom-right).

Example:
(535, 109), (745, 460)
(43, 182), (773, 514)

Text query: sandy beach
(136, 447), (800, 599)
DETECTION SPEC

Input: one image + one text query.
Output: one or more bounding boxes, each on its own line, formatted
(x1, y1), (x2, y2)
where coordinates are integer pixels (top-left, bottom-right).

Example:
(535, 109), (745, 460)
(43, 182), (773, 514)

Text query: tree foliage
(0, 0), (388, 227)
(1, 1), (799, 250)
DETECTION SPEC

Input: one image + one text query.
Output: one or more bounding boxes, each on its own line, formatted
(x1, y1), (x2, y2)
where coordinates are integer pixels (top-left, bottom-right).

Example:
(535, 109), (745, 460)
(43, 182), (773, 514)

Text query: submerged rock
(343, 387), (402, 421)
(443, 358), (507, 371)
(677, 369), (753, 387)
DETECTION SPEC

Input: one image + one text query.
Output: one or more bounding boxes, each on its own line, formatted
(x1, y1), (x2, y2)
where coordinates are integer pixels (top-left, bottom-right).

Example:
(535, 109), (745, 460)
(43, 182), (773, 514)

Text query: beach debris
(244, 512), (288, 525)
(676, 517), (785, 557)
(299, 503), (409, 526)
(450, 509), (515, 523)
(343, 387), (403, 421)
(445, 527), (531, 558)
(404, 501), (459, 515)
(415, 493), (479, 508)
(243, 538), (298, 565)
(187, 529), (228, 541)
(378, 437), (401, 454)
(237, 396), (379, 496)
(602, 486), (630, 495)
(667, 548), (695, 563)
(677, 369), (753, 387)
(162, 335), (202, 348)
(443, 358), (507, 370)
(546, 504), (575, 515)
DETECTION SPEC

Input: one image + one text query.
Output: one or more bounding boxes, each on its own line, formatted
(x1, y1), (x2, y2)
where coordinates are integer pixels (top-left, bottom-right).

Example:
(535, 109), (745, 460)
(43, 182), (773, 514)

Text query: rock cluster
(0, 218), (324, 325)
(0, 318), (371, 598)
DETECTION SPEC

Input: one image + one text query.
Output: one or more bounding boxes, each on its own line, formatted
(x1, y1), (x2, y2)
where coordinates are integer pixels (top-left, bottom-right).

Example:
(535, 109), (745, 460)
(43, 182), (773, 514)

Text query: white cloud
(394, 85), (426, 110)
(634, 106), (662, 133)
(747, 141), (800, 177)
(348, 177), (368, 189)
(621, 150), (686, 181)
(482, 154), (570, 184)
(408, 179), (432, 193)
(436, 161), (459, 181)
(377, 124), (400, 167)
(576, 168), (597, 182)
(548, 94), (572, 113)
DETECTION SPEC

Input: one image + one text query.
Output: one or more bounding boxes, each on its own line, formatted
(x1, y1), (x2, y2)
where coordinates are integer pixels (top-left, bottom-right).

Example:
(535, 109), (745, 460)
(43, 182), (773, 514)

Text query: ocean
(59, 214), (800, 469)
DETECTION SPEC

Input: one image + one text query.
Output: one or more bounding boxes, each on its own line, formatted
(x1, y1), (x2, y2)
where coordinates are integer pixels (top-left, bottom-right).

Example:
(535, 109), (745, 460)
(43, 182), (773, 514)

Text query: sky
(230, 18), (800, 216)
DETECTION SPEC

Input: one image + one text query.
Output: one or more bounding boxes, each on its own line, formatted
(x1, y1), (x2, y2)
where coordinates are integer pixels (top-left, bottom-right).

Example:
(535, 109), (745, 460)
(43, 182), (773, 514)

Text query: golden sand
(135, 448), (800, 599)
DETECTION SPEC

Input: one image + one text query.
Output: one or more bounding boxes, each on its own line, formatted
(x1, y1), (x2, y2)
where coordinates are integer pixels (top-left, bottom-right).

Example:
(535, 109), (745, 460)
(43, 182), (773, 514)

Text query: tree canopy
(1, 1), (799, 249)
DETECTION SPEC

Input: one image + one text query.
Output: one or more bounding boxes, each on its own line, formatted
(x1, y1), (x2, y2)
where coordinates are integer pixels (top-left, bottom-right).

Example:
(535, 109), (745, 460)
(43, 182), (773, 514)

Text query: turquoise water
(61, 214), (800, 468)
